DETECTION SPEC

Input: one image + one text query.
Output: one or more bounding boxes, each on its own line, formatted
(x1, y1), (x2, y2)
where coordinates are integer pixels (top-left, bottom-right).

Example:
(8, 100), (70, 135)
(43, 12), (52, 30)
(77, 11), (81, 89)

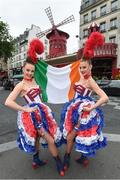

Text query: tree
(0, 19), (14, 62)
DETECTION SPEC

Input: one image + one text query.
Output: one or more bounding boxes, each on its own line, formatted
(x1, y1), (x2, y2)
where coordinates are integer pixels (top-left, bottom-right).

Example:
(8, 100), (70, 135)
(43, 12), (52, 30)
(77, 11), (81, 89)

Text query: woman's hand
(83, 104), (94, 112)
(23, 106), (38, 113)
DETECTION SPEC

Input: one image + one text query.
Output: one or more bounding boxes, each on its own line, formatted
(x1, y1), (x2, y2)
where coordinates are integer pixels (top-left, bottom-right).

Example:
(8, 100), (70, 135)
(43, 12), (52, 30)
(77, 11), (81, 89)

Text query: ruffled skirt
(17, 102), (62, 153)
(60, 95), (107, 157)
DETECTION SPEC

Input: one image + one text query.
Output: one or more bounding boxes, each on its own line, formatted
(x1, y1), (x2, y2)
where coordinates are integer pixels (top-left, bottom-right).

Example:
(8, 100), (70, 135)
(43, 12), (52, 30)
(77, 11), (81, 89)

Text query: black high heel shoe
(75, 154), (89, 167)
(54, 156), (64, 176)
(32, 152), (48, 169)
(63, 153), (70, 171)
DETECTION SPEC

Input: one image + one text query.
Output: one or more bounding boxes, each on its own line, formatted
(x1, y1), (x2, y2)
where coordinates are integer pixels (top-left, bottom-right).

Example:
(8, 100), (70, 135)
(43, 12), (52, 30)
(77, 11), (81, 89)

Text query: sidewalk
(0, 140), (120, 179)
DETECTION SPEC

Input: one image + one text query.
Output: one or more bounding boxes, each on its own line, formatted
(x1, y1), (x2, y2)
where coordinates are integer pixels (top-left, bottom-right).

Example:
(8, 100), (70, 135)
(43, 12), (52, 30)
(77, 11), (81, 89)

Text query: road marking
(114, 106), (120, 110)
(104, 133), (120, 142)
(0, 133), (120, 153)
(0, 140), (17, 153)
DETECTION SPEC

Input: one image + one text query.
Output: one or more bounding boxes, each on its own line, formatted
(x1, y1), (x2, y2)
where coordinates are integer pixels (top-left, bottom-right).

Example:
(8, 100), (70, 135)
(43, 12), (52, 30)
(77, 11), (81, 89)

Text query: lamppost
(75, 35), (81, 49)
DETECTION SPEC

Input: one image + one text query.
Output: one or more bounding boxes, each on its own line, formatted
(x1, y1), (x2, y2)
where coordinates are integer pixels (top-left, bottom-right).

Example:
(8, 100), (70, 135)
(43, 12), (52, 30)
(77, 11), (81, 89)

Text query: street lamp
(76, 35), (80, 39)
(75, 35), (81, 49)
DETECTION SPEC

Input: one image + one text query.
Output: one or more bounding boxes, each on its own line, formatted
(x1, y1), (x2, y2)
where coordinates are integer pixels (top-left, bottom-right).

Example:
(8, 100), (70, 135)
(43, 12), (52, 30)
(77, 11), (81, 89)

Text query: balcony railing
(94, 43), (117, 57)
(77, 43), (118, 59)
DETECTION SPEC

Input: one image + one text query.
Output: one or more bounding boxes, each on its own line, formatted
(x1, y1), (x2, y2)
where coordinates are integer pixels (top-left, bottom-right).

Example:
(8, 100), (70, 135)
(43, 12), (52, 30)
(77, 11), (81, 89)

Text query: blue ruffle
(17, 130), (36, 153)
(60, 95), (107, 155)
(60, 96), (105, 132)
(60, 98), (78, 131)
(75, 137), (107, 157)
(60, 95), (94, 131)
(30, 103), (49, 132)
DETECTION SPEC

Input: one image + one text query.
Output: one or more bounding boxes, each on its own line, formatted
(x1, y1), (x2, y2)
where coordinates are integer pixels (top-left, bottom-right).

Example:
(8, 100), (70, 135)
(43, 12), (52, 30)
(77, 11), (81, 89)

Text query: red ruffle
(77, 125), (98, 137)
(22, 112), (37, 138)
(34, 109), (42, 123)
(40, 104), (57, 138)
(65, 102), (80, 133)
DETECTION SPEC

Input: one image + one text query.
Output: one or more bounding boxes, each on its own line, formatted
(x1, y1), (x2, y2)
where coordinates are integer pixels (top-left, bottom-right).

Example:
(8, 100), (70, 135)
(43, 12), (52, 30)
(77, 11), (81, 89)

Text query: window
(83, 29), (88, 38)
(110, 18), (117, 29)
(24, 45), (26, 51)
(45, 39), (48, 44)
(100, 22), (106, 32)
(45, 52), (48, 56)
(84, 0), (89, 7)
(100, 5), (106, 16)
(18, 47), (21, 53)
(109, 36), (116, 43)
(91, 10), (96, 20)
(83, 14), (88, 23)
(19, 55), (21, 61)
(24, 53), (26, 59)
(111, 0), (118, 11)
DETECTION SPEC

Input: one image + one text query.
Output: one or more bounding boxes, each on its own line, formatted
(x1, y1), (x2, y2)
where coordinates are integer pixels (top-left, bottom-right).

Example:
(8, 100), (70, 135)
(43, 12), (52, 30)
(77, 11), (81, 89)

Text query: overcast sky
(0, 0), (81, 53)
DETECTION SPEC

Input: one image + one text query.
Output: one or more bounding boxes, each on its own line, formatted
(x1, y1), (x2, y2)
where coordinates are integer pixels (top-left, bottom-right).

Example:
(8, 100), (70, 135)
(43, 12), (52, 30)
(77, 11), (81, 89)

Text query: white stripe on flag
(46, 64), (71, 103)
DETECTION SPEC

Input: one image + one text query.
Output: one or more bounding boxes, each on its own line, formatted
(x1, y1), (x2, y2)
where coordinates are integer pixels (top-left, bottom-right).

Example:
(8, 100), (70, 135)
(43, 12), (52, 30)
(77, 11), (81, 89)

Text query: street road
(0, 89), (120, 179)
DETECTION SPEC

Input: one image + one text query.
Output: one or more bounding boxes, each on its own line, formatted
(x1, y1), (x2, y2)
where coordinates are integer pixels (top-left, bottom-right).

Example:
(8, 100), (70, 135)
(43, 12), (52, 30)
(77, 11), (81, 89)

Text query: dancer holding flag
(5, 39), (65, 176)
(60, 32), (109, 172)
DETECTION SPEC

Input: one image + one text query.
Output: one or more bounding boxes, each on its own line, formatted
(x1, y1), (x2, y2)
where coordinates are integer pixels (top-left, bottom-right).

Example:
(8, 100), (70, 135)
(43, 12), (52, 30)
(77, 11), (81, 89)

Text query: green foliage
(0, 19), (14, 61)
(115, 74), (120, 80)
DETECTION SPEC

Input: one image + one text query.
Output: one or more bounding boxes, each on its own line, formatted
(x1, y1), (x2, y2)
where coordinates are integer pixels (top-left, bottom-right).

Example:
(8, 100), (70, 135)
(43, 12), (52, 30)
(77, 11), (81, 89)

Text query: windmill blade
(56, 15), (75, 28)
(45, 6), (55, 26)
(36, 28), (52, 38)
(36, 32), (44, 38)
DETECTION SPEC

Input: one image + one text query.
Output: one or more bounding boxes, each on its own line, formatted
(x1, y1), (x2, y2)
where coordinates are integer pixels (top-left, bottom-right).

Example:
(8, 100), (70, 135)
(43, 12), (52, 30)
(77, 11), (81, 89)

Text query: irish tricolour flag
(35, 60), (80, 104)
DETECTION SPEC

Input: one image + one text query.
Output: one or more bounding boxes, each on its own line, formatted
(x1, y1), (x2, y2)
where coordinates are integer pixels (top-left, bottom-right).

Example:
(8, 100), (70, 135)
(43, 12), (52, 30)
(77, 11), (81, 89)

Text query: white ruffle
(75, 133), (104, 146)
(54, 127), (62, 143)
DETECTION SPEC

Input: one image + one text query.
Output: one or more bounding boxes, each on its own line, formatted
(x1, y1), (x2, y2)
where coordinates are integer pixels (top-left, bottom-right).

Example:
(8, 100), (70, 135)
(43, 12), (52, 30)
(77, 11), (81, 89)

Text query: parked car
(3, 79), (14, 90)
(96, 79), (110, 87)
(3, 75), (23, 90)
(100, 80), (120, 96)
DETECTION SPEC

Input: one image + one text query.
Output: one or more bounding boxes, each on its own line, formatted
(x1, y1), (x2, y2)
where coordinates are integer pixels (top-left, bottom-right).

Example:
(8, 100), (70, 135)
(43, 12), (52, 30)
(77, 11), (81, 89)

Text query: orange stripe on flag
(68, 60), (81, 100)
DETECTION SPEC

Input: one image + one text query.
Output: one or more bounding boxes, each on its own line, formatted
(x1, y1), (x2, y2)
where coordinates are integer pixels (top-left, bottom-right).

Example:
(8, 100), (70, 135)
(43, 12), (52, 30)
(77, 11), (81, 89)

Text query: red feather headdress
(82, 31), (105, 60)
(27, 38), (44, 64)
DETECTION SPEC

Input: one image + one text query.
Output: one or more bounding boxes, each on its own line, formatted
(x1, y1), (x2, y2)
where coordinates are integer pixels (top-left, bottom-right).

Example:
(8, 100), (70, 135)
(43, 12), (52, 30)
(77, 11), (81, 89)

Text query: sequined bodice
(23, 86), (42, 104)
(74, 84), (92, 97)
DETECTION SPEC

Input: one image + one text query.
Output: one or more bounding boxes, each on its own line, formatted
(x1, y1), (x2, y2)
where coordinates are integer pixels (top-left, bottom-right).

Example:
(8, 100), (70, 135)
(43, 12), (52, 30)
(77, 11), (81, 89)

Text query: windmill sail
(56, 15), (75, 28)
(36, 7), (75, 38)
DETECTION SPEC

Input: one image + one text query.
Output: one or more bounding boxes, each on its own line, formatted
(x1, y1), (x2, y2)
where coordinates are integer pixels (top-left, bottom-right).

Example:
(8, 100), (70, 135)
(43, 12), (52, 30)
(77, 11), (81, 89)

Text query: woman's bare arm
(5, 82), (37, 112)
(5, 82), (26, 111)
(83, 78), (109, 112)
(89, 78), (109, 109)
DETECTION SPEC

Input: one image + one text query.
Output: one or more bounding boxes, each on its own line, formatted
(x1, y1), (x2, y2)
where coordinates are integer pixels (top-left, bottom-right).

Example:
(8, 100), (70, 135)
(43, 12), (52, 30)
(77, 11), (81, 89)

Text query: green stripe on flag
(34, 60), (48, 102)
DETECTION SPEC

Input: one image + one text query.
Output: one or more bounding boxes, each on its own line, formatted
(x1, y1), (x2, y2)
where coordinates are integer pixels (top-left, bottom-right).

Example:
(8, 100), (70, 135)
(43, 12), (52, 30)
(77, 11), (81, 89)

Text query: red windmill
(37, 7), (75, 59)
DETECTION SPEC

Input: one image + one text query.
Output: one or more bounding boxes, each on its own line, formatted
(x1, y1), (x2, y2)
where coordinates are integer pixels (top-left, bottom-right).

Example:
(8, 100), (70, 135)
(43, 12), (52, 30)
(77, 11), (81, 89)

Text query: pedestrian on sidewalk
(60, 32), (109, 172)
(5, 39), (64, 176)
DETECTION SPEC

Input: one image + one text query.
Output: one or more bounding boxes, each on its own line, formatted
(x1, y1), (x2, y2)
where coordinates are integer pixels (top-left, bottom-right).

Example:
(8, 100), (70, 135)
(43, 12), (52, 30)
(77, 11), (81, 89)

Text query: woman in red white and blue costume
(60, 32), (109, 171)
(5, 39), (64, 176)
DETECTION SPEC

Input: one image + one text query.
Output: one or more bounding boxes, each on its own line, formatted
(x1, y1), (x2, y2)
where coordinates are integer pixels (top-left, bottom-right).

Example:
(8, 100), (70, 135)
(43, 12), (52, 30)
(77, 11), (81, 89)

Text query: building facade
(8, 24), (49, 78)
(79, 0), (120, 79)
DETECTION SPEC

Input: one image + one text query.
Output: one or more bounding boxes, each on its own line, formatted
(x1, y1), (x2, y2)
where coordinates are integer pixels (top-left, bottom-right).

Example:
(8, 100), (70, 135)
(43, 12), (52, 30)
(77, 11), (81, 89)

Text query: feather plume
(27, 38), (44, 64)
(83, 32), (105, 60)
